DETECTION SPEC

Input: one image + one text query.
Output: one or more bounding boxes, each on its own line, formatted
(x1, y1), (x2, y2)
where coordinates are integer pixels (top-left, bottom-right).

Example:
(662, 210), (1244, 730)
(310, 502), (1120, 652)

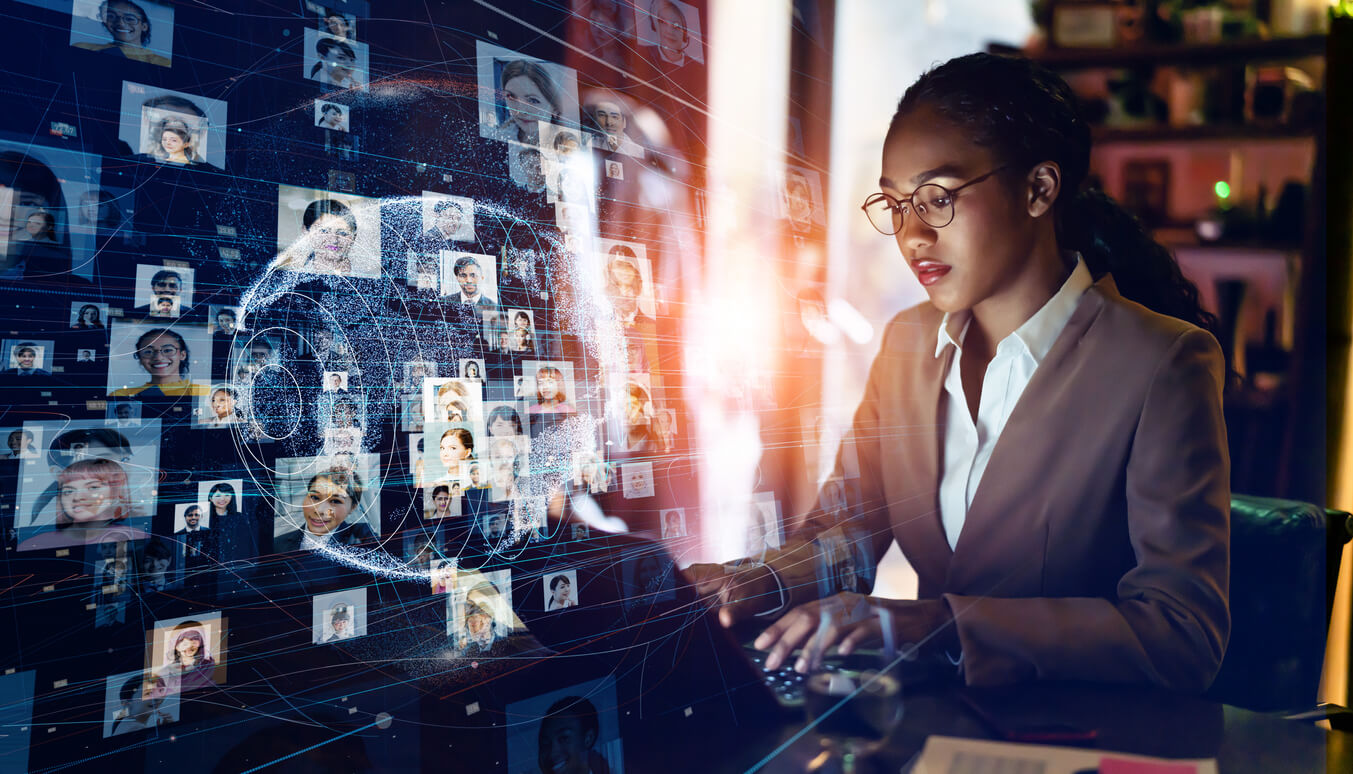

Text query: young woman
(202, 385), (239, 426)
(159, 623), (216, 691)
(18, 458), (147, 550)
(438, 427), (475, 476)
(427, 484), (455, 520)
(276, 469), (374, 552)
(487, 404), (525, 437)
(311, 37), (365, 89)
(152, 118), (203, 165)
(74, 304), (104, 329)
(279, 199), (358, 275)
(496, 59), (563, 146)
(528, 365), (575, 415)
(207, 482), (238, 521)
(111, 327), (207, 398)
(697, 53), (1230, 695)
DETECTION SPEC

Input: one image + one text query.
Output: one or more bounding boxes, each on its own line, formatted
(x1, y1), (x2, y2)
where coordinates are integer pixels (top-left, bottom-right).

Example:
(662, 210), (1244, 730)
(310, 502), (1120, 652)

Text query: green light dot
(1214, 181), (1231, 199)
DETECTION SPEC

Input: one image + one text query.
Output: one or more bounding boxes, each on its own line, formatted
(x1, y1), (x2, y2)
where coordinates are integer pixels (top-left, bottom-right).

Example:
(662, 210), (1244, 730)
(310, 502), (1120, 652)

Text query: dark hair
(498, 59), (563, 127)
(487, 404), (524, 435)
(77, 304), (103, 328)
(134, 328), (189, 374)
(47, 428), (132, 467)
(150, 269), (181, 287)
(207, 482), (238, 516)
(307, 469), (363, 507)
(549, 574), (570, 591)
(312, 38), (357, 77)
(302, 198), (357, 234)
(431, 485), (450, 499)
(541, 695), (598, 745)
(183, 504), (202, 520)
(440, 427), (475, 457)
(320, 103), (342, 117)
(892, 54), (1224, 370)
(453, 255), (480, 275)
(0, 151), (70, 276)
(102, 1), (151, 45)
(119, 671), (161, 705)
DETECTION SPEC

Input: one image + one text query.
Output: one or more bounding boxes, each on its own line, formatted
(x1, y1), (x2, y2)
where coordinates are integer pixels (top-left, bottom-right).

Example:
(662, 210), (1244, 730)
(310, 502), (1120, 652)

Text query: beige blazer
(771, 273), (1230, 692)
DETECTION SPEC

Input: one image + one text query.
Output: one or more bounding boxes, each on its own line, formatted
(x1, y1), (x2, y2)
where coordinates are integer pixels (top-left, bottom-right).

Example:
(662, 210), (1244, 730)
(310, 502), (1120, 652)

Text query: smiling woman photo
(111, 327), (207, 398)
(18, 457), (147, 550)
(73, 0), (172, 67)
(276, 468), (375, 552)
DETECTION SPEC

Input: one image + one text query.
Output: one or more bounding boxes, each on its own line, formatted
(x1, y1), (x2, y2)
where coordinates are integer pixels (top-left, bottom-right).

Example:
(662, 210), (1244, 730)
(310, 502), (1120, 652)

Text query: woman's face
(104, 1), (148, 45)
(309, 213), (355, 267)
(323, 47), (355, 78)
(880, 104), (1033, 317)
(503, 75), (553, 135)
(136, 333), (186, 381)
(537, 374), (558, 401)
(147, 554), (171, 575)
(59, 476), (114, 523)
(82, 306), (100, 324)
(23, 213), (45, 235)
(210, 489), (232, 510)
(552, 579), (571, 604)
(440, 434), (469, 467)
(175, 634), (200, 664)
(514, 314), (530, 331)
(433, 492), (450, 512)
(626, 394), (644, 425)
(656, 2), (688, 55)
(302, 476), (353, 535)
(211, 390), (233, 417)
(489, 416), (516, 437)
(325, 15), (349, 37)
(160, 130), (186, 155)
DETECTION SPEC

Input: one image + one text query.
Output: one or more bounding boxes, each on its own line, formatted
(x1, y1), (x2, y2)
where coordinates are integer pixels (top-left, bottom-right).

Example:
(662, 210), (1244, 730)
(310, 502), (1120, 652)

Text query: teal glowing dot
(1214, 181), (1231, 199)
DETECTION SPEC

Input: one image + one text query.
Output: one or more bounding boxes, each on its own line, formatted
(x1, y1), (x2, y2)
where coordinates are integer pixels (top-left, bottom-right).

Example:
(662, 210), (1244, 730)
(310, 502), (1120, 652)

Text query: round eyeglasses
(861, 165), (1007, 235)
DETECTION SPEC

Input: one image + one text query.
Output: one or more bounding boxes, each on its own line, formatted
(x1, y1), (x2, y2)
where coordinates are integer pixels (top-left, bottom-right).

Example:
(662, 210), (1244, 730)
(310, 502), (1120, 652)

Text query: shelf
(988, 35), (1326, 69)
(1092, 123), (1317, 143)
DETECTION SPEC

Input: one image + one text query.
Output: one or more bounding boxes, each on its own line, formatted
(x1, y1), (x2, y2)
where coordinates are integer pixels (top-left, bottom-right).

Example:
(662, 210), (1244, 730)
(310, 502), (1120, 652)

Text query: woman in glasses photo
(110, 327), (207, 398)
(696, 53), (1231, 695)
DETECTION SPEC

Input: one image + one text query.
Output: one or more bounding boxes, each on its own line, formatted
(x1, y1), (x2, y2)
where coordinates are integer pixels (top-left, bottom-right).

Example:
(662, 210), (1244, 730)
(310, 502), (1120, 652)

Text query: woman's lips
(915, 261), (951, 287)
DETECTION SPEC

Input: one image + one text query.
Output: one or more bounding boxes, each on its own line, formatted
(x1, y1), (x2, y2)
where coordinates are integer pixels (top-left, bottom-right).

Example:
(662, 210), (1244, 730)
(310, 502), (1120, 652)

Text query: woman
(276, 469), (375, 552)
(202, 385), (239, 426)
(620, 382), (656, 454)
(152, 118), (203, 165)
(73, 0), (171, 66)
(496, 59), (563, 146)
(462, 360), (481, 380)
(279, 199), (358, 275)
(487, 404), (524, 437)
(111, 327), (207, 398)
(528, 365), (574, 415)
(317, 103), (346, 131)
(699, 53), (1231, 694)
(510, 311), (535, 353)
(438, 427), (474, 476)
(18, 458), (147, 550)
(159, 623), (216, 691)
(311, 37), (365, 89)
(427, 484), (454, 520)
(207, 482), (238, 522)
(18, 211), (56, 242)
(74, 304), (104, 329)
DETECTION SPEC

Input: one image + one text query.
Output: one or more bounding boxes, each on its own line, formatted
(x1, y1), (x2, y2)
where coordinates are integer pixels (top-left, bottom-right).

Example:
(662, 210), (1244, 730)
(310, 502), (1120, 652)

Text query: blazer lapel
(885, 313), (957, 592)
(945, 276), (1115, 589)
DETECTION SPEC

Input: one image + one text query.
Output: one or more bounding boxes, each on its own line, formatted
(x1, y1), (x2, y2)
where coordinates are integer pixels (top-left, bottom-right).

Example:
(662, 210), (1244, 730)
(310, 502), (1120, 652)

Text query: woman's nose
(898, 212), (936, 254)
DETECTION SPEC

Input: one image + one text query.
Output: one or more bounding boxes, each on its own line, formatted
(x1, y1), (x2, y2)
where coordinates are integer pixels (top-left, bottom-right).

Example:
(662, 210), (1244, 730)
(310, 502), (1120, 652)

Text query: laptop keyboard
(744, 648), (849, 709)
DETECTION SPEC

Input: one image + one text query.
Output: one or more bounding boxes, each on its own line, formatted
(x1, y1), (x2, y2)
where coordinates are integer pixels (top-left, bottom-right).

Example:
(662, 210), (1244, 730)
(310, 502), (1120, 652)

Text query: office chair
(1205, 494), (1353, 713)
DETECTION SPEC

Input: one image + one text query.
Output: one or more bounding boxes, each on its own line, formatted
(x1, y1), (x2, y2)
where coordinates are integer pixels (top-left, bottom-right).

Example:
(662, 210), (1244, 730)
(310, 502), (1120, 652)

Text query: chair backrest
(1205, 494), (1353, 712)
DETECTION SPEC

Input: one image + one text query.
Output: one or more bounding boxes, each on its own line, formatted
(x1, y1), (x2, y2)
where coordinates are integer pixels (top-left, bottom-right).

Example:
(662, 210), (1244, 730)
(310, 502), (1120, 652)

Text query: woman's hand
(753, 593), (957, 673)
(686, 562), (783, 628)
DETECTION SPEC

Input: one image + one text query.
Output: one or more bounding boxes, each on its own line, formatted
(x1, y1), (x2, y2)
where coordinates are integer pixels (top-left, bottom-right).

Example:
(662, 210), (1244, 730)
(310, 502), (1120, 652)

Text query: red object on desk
(1099, 757), (1198, 774)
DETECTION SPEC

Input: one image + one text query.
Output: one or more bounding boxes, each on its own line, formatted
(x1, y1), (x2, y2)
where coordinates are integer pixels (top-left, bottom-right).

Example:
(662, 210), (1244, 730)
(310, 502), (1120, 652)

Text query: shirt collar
(934, 252), (1092, 362)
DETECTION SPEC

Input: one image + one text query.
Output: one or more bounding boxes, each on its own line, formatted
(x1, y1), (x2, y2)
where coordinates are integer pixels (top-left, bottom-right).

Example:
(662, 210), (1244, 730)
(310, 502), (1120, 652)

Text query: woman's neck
(969, 239), (1072, 349)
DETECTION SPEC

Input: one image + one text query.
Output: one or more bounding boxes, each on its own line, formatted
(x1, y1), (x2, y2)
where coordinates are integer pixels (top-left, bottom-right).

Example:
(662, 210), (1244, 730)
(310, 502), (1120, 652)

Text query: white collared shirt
(936, 254), (1092, 551)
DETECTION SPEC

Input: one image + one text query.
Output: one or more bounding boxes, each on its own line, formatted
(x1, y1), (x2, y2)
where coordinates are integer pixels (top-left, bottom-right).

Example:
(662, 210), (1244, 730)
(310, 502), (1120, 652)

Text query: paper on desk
(912, 735), (1218, 774)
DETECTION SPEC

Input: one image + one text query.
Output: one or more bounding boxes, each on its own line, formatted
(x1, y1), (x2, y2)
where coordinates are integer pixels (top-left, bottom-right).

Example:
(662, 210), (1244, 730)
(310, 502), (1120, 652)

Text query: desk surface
(722, 682), (1349, 774)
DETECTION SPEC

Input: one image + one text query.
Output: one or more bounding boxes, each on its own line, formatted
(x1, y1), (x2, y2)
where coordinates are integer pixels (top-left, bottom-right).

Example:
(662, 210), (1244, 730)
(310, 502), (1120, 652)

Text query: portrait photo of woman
(527, 365), (575, 415)
(17, 457), (147, 550)
(70, 0), (173, 67)
(109, 326), (208, 398)
(157, 621), (216, 691)
(306, 32), (367, 90)
(71, 303), (106, 330)
(315, 101), (348, 132)
(199, 385), (239, 427)
(275, 468), (375, 552)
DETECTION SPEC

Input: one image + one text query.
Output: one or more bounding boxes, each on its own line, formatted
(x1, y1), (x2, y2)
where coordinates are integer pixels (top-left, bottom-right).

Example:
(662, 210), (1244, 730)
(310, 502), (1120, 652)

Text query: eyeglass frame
(860, 164), (1009, 235)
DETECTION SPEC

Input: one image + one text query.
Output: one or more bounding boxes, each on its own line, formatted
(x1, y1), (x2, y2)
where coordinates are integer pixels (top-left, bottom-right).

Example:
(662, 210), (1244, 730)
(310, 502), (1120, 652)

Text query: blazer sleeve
(762, 315), (906, 608)
(943, 327), (1231, 693)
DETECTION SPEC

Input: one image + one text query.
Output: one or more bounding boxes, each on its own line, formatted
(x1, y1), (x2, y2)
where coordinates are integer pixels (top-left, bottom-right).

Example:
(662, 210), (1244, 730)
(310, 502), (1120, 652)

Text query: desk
(724, 682), (1348, 773)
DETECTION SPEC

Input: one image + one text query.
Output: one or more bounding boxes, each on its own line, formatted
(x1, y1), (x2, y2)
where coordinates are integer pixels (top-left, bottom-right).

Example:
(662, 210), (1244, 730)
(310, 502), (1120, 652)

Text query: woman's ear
(1026, 161), (1062, 218)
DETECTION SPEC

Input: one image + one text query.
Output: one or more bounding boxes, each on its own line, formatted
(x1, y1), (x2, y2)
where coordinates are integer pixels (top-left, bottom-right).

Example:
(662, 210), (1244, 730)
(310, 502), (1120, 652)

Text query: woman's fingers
(837, 618), (881, 656)
(795, 613), (842, 673)
(759, 608), (818, 671)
